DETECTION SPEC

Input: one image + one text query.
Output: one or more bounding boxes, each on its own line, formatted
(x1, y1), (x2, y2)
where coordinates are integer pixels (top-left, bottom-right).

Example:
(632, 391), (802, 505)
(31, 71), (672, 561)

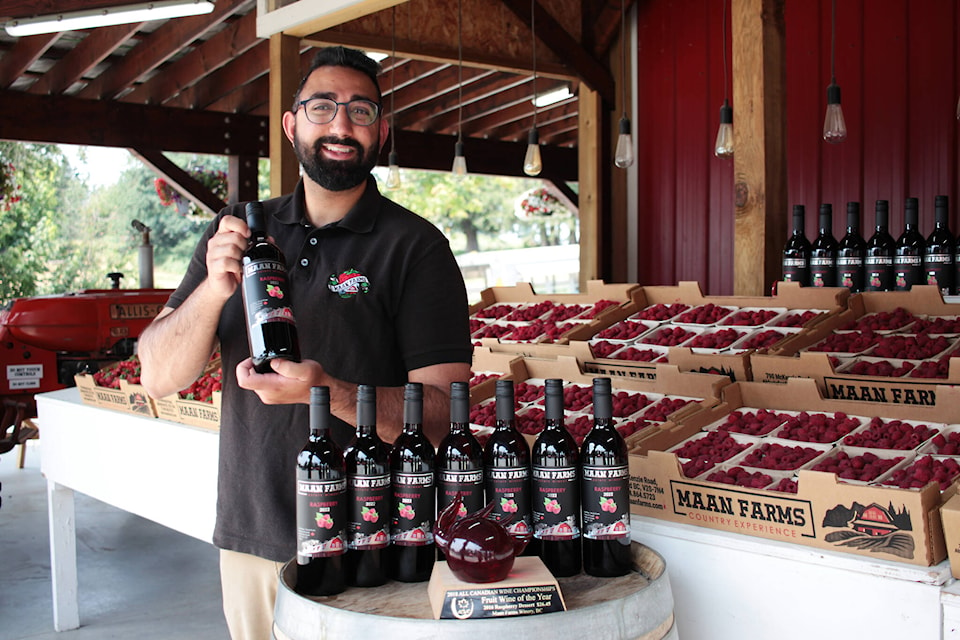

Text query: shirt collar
(274, 177), (380, 233)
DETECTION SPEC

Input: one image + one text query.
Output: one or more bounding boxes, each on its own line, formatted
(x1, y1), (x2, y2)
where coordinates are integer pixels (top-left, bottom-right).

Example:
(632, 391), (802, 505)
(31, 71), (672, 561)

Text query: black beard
(295, 134), (378, 192)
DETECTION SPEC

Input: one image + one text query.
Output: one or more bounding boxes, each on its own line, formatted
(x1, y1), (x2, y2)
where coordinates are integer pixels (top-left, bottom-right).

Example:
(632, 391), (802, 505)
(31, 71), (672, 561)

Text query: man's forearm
(139, 279), (227, 399)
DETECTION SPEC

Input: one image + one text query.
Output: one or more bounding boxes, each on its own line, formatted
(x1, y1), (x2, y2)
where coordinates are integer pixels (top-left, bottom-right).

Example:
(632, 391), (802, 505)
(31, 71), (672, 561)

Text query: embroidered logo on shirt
(328, 269), (371, 297)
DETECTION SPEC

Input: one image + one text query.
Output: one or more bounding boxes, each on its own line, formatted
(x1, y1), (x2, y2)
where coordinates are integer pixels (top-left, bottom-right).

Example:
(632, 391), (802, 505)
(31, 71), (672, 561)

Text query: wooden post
(578, 85), (602, 287)
(731, 0), (787, 295)
(270, 33), (302, 198)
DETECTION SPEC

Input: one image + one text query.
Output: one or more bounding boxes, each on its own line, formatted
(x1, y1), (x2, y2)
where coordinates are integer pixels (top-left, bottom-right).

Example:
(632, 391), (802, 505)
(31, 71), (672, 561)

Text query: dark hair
(292, 46), (383, 110)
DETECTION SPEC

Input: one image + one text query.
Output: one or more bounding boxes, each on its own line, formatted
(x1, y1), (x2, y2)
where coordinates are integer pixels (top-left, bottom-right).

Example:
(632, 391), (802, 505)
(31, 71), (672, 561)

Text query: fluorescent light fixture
(365, 51), (389, 62)
(4, 0), (215, 37)
(532, 86), (573, 108)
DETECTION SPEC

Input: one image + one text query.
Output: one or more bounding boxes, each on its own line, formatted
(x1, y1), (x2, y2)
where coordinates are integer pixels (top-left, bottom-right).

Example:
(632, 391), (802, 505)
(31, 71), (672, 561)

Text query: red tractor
(1, 284), (173, 415)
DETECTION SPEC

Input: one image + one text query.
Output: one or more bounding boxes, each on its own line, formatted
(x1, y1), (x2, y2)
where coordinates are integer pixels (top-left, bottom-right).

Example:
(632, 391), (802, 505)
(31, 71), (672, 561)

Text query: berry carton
(74, 357), (158, 418)
(628, 376), (959, 567)
(151, 359), (223, 431)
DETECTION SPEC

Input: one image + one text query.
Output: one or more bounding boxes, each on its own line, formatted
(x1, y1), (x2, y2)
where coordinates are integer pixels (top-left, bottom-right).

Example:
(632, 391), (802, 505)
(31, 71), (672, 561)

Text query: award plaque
(427, 556), (566, 620)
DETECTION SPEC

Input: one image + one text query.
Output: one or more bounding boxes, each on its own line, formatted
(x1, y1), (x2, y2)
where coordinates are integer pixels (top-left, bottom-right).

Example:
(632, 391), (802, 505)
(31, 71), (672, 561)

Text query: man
(139, 46), (473, 640)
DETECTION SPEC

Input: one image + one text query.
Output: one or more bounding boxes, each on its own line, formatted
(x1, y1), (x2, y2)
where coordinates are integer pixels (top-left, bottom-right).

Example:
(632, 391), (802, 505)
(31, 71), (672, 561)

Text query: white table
(38, 387), (219, 631)
(631, 515), (955, 639)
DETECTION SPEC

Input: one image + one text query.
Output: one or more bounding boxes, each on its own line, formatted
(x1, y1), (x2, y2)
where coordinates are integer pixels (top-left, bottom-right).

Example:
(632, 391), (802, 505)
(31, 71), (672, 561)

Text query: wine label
(391, 471), (434, 546)
(924, 253), (954, 295)
(346, 473), (390, 550)
(865, 256), (894, 291)
(894, 256), (924, 290)
(782, 257), (808, 284)
(531, 466), (580, 540)
(437, 469), (484, 517)
(836, 256), (864, 291)
(242, 259), (296, 328)
(296, 478), (347, 561)
(581, 465), (630, 541)
(486, 466), (532, 537)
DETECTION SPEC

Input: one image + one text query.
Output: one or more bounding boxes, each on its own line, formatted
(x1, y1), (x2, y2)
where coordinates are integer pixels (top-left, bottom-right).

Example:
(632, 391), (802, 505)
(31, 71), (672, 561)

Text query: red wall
(634, 0), (960, 294)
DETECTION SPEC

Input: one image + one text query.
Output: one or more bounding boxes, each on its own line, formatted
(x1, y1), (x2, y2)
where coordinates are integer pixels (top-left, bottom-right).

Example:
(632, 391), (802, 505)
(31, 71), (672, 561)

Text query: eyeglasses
(296, 98), (381, 126)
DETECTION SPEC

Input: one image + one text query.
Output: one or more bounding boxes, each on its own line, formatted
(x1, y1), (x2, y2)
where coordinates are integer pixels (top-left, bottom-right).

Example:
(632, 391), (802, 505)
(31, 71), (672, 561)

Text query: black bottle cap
(495, 379), (515, 423)
(544, 378), (564, 422)
(450, 381), (470, 424)
(819, 204), (832, 230)
(245, 201), (265, 234)
(310, 386), (330, 433)
(846, 202), (860, 228)
(905, 197), (919, 226)
(403, 382), (423, 425)
(357, 384), (376, 427)
(592, 377), (612, 421)
(875, 200), (889, 227)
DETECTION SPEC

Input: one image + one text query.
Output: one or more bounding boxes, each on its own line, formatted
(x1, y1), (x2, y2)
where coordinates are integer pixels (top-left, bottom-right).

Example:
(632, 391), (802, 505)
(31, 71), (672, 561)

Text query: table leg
(47, 480), (80, 631)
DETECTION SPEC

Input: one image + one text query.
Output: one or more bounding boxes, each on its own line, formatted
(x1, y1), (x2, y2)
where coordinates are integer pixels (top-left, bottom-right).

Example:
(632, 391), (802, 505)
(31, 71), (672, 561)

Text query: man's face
(290, 65), (386, 192)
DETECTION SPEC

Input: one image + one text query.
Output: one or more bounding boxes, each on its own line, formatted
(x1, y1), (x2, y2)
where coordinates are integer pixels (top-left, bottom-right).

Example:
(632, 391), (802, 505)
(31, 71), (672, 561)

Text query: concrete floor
(1, 440), (230, 639)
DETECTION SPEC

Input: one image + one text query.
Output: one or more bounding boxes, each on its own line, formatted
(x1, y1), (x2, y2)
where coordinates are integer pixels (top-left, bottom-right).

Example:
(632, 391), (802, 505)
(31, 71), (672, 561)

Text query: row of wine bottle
(781, 196), (957, 295)
(294, 377), (633, 596)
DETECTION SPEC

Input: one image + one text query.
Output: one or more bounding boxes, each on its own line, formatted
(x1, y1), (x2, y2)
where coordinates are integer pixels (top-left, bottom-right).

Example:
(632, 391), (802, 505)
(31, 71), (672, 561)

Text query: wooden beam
(732, 0), (787, 295)
(130, 148), (227, 217)
(269, 33), (301, 198)
(0, 90), (269, 156)
(0, 33), (60, 89)
(28, 23), (139, 96)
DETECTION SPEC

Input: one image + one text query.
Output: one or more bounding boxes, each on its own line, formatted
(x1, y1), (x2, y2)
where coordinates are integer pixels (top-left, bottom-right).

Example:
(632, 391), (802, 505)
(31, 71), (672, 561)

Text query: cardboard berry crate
(628, 376), (960, 567)
(751, 285), (960, 404)
(554, 281), (848, 384)
(74, 358), (158, 418)
(468, 280), (639, 347)
(467, 351), (730, 452)
(151, 359), (223, 431)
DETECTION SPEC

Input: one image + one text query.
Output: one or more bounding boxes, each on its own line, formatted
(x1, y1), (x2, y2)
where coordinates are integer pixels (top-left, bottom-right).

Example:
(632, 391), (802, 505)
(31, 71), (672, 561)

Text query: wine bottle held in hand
(344, 385), (390, 587)
(581, 377), (632, 577)
(241, 200), (301, 373)
(389, 383), (436, 582)
(532, 378), (581, 577)
(436, 382), (484, 520)
(295, 386), (346, 596)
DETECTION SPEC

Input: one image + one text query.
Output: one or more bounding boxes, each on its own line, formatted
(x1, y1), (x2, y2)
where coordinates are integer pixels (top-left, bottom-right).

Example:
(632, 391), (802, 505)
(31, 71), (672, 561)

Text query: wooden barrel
(273, 542), (677, 640)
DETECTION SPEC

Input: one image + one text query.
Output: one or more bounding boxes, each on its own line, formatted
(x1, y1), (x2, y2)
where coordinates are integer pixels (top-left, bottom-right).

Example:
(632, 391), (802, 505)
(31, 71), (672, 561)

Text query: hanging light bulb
(615, 116), (634, 168)
(822, 83), (847, 143)
(614, 0), (634, 168)
(386, 150), (401, 190)
(822, 0), (846, 144)
(384, 7), (402, 190)
(452, 139), (468, 177)
(714, 100), (734, 158)
(523, 127), (542, 176)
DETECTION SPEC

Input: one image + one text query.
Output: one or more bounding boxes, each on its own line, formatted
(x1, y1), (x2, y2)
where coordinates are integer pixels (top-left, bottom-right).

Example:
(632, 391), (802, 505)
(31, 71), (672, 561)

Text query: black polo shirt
(167, 177), (472, 561)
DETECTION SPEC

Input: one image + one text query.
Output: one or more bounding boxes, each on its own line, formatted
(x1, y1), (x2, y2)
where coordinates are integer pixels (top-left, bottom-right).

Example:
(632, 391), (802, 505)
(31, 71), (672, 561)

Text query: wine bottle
(295, 386), (346, 596)
(836, 201), (866, 292)
(532, 378), (581, 577)
(389, 382), (436, 582)
(808, 204), (838, 288)
(581, 377), (632, 577)
(483, 379), (536, 556)
(782, 205), (811, 285)
(344, 385), (390, 587)
(924, 195), (955, 296)
(436, 381), (484, 521)
(894, 197), (926, 291)
(241, 201), (301, 373)
(864, 200), (896, 292)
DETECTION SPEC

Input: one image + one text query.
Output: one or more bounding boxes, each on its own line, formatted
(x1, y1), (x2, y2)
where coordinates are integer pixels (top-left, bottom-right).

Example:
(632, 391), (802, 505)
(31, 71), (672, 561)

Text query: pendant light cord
(721, 0), (728, 101)
(829, 0), (836, 84)
(531, 0), (537, 127)
(390, 5), (396, 156)
(621, 0), (627, 118)
(457, 0), (463, 145)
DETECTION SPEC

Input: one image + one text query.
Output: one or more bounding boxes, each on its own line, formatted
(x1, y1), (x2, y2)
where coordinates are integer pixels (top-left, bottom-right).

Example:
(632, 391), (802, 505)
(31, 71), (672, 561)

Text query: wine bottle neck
(357, 424), (377, 437)
(448, 422), (470, 435)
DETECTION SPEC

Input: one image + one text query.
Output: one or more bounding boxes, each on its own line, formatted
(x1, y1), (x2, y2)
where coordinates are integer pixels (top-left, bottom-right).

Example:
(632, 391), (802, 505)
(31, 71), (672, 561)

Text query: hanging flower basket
(154, 166), (228, 218)
(516, 186), (567, 219)
(0, 161), (22, 212)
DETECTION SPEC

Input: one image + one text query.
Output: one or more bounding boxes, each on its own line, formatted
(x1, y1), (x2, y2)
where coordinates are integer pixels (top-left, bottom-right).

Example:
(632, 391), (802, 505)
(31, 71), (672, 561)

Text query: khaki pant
(220, 549), (284, 640)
